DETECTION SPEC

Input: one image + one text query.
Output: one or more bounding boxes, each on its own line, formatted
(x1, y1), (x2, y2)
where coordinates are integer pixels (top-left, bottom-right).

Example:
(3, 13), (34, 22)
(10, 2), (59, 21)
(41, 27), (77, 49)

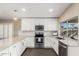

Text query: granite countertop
(59, 37), (79, 47)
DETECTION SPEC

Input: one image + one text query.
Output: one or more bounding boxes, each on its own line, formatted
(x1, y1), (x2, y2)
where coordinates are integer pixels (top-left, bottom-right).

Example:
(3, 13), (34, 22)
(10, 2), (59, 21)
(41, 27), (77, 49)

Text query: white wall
(21, 18), (58, 31)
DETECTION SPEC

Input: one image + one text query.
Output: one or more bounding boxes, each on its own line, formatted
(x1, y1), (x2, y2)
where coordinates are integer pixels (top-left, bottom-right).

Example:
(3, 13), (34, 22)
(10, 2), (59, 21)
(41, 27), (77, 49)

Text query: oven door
(35, 37), (44, 43)
(35, 37), (44, 48)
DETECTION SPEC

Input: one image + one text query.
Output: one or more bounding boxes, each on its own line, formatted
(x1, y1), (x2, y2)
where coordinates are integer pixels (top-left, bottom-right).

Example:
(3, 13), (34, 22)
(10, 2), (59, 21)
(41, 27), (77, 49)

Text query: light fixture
(13, 17), (18, 20)
(14, 9), (18, 12)
(22, 8), (26, 12)
(49, 9), (53, 12)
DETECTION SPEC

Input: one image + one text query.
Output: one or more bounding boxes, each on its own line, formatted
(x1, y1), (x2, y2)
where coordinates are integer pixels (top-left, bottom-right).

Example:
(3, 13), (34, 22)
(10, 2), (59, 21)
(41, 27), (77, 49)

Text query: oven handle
(59, 44), (67, 48)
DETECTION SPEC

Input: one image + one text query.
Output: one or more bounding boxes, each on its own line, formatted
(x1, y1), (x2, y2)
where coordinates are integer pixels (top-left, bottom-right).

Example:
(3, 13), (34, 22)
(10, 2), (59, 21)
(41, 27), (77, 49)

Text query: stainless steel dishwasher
(59, 41), (68, 56)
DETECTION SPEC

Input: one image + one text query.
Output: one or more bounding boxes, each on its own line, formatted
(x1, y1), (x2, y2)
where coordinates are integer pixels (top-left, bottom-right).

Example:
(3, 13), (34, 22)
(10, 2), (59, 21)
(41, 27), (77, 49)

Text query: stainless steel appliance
(35, 25), (44, 48)
(59, 41), (68, 56)
(35, 25), (44, 31)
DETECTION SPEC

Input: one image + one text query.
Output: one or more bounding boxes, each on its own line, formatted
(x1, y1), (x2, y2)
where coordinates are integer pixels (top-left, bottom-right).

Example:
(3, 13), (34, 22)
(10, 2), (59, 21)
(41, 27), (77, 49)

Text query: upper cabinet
(21, 18), (35, 31)
(60, 16), (78, 40)
(21, 18), (58, 31)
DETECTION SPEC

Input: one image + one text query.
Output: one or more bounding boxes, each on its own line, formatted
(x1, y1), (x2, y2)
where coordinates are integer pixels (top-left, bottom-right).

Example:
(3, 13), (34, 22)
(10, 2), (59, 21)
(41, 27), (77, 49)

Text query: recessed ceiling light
(13, 17), (18, 20)
(14, 9), (18, 12)
(22, 8), (26, 12)
(49, 9), (54, 12)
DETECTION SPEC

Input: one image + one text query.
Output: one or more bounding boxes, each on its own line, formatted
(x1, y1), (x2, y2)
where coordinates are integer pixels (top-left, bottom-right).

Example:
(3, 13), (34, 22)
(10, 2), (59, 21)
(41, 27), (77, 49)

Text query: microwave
(35, 25), (44, 31)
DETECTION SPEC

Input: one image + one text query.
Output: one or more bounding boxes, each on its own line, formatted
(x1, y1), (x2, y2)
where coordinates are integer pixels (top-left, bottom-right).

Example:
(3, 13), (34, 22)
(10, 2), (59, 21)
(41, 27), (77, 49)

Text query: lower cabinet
(50, 37), (58, 55)
(44, 37), (52, 48)
(0, 48), (10, 56)
(0, 37), (59, 56)
(25, 37), (34, 48)
(0, 37), (34, 56)
(9, 40), (26, 56)
(9, 45), (19, 56)
(9, 42), (21, 56)
(44, 37), (58, 55)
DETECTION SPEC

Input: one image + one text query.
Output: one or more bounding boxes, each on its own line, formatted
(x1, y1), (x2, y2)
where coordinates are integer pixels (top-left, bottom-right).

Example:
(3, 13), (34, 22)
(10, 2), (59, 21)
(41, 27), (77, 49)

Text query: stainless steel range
(35, 25), (44, 48)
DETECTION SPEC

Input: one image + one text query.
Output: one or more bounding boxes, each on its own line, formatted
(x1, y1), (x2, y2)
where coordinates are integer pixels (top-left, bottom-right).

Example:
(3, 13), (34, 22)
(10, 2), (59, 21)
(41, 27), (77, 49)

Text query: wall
(13, 19), (21, 36)
(59, 3), (79, 22)
(21, 17), (58, 31)
(0, 19), (22, 37)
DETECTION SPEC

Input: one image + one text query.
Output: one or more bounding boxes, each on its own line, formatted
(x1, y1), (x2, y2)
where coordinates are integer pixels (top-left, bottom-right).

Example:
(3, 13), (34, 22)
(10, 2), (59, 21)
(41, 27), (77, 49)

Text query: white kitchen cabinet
(44, 37), (52, 48)
(25, 37), (34, 48)
(24, 38), (28, 48)
(9, 43), (19, 56)
(20, 40), (26, 54)
(21, 18), (58, 31)
(9, 40), (25, 56)
(0, 48), (10, 56)
(44, 19), (58, 31)
(0, 39), (26, 56)
(21, 18), (35, 31)
(45, 37), (59, 54)
(50, 37), (58, 54)
(44, 37), (58, 54)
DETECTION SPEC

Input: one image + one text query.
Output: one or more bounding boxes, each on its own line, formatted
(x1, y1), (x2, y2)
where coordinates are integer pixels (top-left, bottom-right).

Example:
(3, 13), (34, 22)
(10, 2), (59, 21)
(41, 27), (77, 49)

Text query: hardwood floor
(22, 48), (57, 56)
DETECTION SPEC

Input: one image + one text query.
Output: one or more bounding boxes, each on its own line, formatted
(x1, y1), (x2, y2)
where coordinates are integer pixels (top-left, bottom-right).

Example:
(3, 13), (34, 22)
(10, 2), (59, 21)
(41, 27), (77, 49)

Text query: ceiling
(0, 3), (71, 20)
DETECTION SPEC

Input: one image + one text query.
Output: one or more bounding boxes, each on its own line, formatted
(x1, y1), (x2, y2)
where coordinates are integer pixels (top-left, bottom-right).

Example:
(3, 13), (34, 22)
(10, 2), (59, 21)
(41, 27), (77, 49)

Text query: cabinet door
(24, 38), (28, 48)
(25, 37), (34, 48)
(51, 38), (58, 54)
(9, 41), (26, 56)
(10, 42), (21, 56)
(44, 37), (52, 48)
(0, 48), (10, 56)
(44, 19), (58, 31)
(20, 41), (26, 55)
(21, 19), (35, 31)
(10, 45), (18, 56)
